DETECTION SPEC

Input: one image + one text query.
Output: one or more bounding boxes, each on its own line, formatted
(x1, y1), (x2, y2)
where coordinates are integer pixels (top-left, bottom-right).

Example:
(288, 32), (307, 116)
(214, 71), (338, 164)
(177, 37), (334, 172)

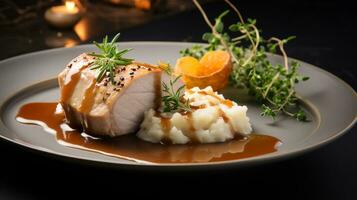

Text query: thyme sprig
(89, 33), (133, 83)
(181, 0), (309, 121)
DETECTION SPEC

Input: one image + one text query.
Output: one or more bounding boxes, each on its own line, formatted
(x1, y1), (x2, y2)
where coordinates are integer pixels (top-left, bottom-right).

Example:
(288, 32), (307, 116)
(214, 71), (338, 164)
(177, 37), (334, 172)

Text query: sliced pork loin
(58, 53), (162, 137)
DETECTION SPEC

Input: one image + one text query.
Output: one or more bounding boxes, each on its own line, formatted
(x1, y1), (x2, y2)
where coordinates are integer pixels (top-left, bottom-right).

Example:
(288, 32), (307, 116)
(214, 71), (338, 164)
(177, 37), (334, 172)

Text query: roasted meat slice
(58, 53), (162, 137)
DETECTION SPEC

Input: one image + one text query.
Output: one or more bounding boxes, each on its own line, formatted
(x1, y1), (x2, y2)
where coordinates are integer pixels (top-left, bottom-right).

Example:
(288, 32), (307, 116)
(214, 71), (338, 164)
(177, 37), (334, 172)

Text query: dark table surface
(0, 0), (356, 199)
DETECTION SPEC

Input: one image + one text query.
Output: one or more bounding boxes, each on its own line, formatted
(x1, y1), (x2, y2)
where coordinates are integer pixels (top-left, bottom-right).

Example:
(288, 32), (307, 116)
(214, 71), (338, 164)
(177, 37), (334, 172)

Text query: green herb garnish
(162, 74), (191, 113)
(181, 0), (309, 121)
(89, 33), (133, 83)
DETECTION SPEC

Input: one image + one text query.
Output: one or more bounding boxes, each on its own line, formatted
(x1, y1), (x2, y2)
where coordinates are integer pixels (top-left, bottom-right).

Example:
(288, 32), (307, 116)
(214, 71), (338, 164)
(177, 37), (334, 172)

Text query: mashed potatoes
(137, 86), (252, 144)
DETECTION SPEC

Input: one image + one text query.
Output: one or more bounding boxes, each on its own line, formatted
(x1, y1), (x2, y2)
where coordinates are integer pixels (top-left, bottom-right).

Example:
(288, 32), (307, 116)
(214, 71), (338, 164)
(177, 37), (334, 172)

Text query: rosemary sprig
(89, 33), (133, 83)
(181, 0), (309, 121)
(162, 75), (191, 113)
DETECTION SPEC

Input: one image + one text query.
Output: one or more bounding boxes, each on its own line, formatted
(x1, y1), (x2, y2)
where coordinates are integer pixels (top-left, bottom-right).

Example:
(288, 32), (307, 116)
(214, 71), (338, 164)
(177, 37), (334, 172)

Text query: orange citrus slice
(175, 50), (232, 91)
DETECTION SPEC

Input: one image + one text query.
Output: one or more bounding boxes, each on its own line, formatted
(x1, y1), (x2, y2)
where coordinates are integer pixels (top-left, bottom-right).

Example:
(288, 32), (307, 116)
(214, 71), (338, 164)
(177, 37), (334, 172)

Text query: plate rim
(0, 41), (356, 168)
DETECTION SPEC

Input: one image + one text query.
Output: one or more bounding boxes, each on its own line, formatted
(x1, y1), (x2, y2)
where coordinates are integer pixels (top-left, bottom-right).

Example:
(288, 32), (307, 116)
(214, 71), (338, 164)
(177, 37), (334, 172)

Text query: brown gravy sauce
(60, 67), (83, 104)
(198, 90), (222, 101)
(185, 112), (198, 142)
(16, 102), (281, 163)
(222, 99), (233, 108)
(154, 72), (162, 110)
(78, 78), (96, 113)
(159, 117), (172, 144)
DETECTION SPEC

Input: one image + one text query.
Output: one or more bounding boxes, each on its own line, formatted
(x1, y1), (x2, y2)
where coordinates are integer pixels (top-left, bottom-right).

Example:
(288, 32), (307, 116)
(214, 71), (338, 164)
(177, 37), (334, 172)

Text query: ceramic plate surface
(0, 42), (356, 169)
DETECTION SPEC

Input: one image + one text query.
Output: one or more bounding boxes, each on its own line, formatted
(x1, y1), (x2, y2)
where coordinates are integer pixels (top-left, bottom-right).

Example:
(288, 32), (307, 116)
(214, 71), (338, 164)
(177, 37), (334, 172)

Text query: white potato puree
(137, 86), (252, 144)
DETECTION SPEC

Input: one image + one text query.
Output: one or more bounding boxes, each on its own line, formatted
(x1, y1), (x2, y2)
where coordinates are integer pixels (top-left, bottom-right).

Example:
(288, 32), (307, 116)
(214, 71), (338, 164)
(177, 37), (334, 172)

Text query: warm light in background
(109, 0), (151, 10)
(50, 1), (79, 14)
(45, 0), (81, 28)
(65, 1), (78, 13)
(135, 0), (151, 10)
(74, 18), (90, 41)
(64, 38), (78, 47)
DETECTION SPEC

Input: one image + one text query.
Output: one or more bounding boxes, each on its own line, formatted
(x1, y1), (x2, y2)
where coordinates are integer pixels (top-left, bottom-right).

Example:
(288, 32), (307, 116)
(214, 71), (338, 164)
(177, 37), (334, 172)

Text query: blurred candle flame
(60, 1), (79, 14)
(65, 1), (76, 11)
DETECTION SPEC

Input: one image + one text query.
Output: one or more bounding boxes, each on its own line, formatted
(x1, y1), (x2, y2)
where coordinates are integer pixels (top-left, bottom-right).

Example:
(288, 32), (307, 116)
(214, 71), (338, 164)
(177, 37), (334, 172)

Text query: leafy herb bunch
(89, 33), (133, 84)
(181, 0), (309, 121)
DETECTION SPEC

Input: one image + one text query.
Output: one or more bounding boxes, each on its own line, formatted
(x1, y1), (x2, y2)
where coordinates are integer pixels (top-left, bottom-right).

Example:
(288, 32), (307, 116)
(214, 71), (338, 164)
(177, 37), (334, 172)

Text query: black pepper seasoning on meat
(105, 92), (111, 99)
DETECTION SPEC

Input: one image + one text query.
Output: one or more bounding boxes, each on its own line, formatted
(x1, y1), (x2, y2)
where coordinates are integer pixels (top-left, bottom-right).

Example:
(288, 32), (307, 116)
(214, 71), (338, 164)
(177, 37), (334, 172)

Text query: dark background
(0, 0), (356, 199)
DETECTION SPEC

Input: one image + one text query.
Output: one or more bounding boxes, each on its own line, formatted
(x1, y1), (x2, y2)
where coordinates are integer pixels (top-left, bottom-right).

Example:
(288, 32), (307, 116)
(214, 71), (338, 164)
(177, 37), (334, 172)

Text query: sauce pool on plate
(16, 102), (281, 164)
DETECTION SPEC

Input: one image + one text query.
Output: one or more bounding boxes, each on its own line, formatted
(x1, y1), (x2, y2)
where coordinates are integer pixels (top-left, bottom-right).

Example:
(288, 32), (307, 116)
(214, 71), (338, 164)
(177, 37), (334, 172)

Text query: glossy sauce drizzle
(78, 78), (96, 113)
(60, 68), (82, 104)
(185, 112), (198, 142)
(16, 102), (281, 163)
